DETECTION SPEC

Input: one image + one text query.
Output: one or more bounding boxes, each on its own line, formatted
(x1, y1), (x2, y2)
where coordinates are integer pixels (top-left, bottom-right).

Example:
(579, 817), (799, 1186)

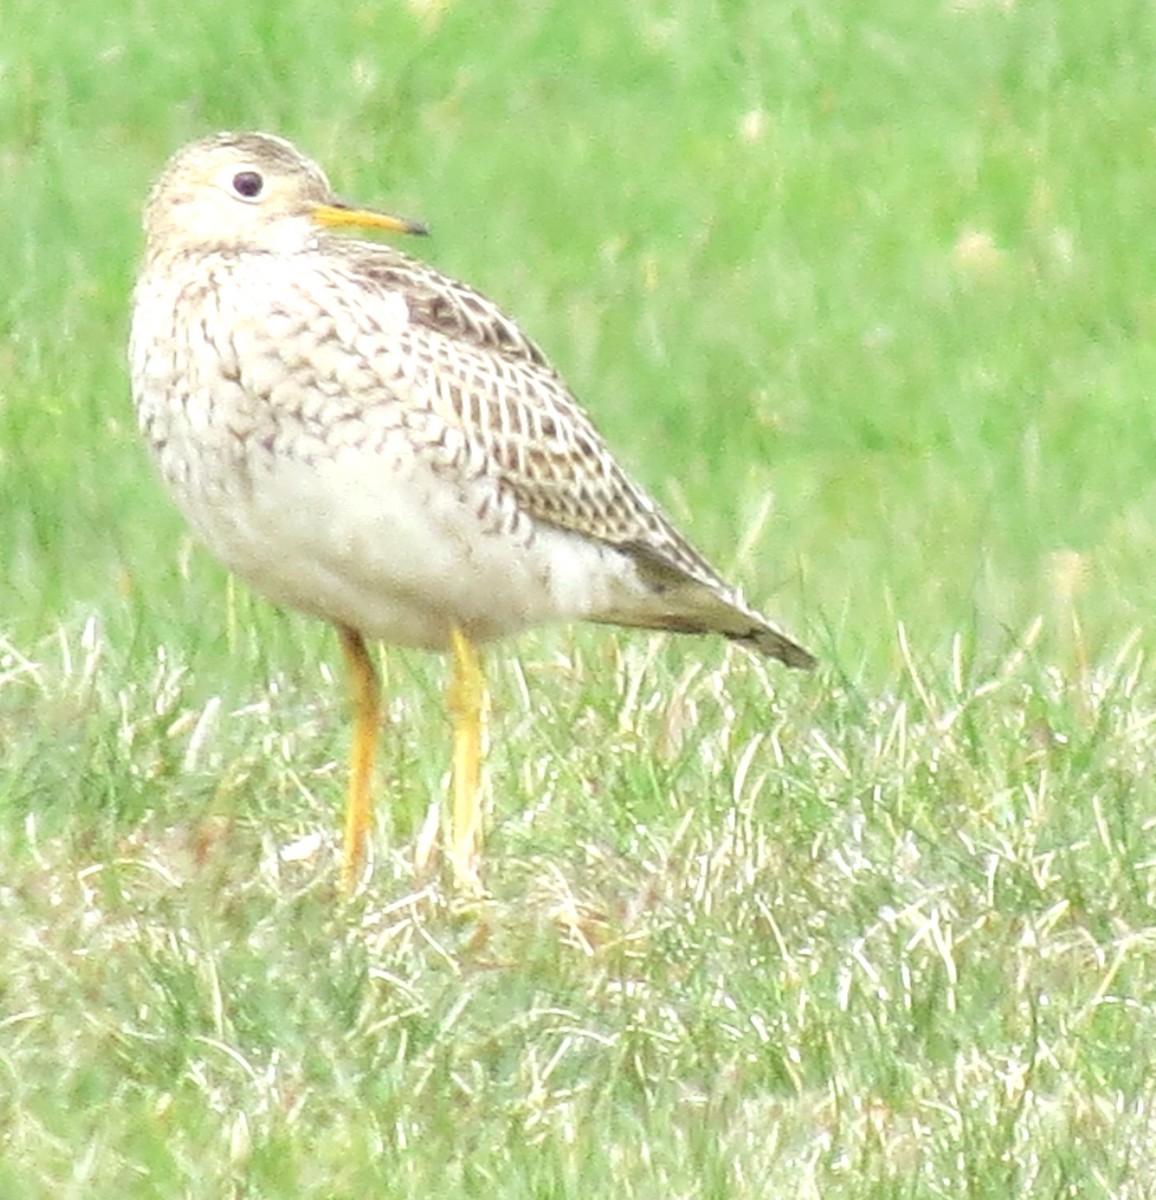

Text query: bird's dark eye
(232, 170), (264, 199)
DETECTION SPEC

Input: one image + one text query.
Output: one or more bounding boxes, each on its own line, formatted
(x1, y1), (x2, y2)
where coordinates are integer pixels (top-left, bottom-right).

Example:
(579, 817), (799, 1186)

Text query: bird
(129, 130), (815, 893)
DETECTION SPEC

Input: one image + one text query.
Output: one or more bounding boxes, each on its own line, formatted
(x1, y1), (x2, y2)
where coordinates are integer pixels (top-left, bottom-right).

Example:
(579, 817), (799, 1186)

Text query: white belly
(166, 435), (631, 651)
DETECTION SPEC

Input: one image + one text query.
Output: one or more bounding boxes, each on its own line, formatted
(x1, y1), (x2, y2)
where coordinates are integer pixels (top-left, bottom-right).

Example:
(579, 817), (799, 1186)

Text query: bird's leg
(448, 625), (487, 889)
(337, 624), (380, 894)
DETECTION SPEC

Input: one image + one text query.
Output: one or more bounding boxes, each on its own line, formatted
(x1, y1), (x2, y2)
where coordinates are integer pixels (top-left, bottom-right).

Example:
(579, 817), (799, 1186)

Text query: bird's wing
(327, 243), (815, 668)
(332, 242), (718, 574)
(342, 244), (555, 369)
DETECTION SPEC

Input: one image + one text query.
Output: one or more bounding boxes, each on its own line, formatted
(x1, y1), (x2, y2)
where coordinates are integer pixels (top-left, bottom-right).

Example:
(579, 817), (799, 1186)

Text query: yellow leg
(448, 625), (487, 888)
(337, 625), (380, 894)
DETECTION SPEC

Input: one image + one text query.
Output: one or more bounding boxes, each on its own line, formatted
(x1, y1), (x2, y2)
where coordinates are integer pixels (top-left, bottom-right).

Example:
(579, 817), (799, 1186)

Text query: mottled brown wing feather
(334, 243), (553, 369)
(334, 241), (816, 669)
(338, 242), (726, 582)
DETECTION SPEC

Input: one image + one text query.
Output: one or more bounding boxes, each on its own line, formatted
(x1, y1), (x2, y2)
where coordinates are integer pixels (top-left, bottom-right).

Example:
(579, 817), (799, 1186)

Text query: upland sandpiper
(130, 131), (815, 892)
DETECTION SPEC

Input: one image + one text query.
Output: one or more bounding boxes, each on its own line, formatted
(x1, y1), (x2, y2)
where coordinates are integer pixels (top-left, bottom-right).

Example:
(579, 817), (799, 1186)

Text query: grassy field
(3, 0), (1156, 1194)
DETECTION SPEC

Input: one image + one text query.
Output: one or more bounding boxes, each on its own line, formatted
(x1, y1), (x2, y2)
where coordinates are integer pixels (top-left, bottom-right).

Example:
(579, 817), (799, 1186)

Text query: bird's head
(141, 131), (428, 256)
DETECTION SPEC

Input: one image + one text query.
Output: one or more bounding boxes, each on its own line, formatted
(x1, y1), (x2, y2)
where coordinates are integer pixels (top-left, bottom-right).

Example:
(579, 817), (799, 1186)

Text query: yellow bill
(313, 202), (428, 237)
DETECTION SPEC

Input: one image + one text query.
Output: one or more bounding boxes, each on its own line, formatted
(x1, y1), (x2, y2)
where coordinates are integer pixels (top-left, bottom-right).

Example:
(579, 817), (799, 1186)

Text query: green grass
(3, 0), (1156, 1194)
